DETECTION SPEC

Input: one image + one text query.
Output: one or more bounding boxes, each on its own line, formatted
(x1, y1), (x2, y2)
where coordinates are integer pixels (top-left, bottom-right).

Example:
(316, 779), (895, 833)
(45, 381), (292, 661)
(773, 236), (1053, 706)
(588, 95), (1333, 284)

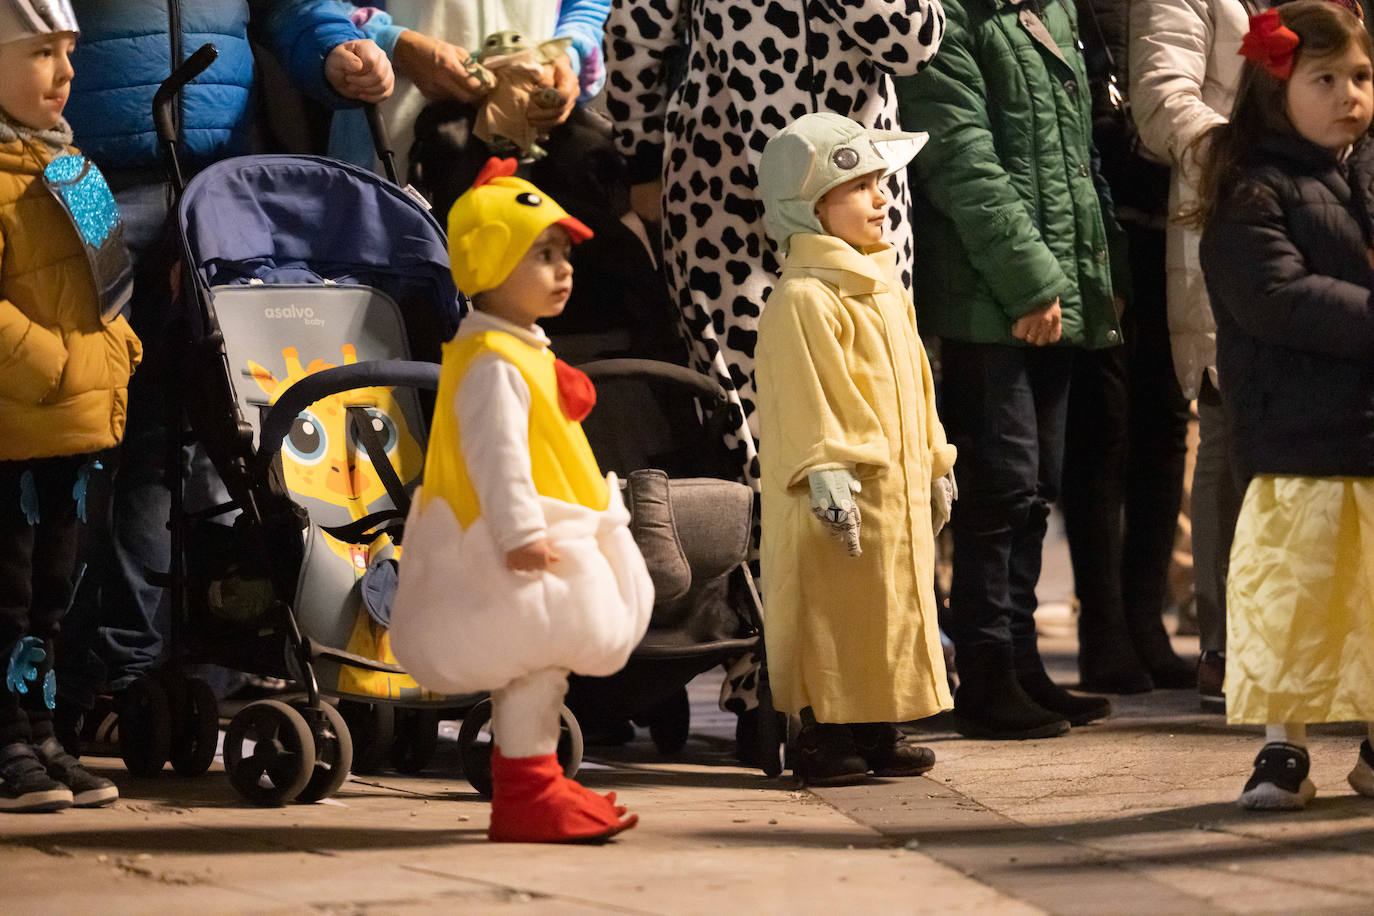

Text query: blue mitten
(808, 468), (862, 557)
(6, 637), (46, 695)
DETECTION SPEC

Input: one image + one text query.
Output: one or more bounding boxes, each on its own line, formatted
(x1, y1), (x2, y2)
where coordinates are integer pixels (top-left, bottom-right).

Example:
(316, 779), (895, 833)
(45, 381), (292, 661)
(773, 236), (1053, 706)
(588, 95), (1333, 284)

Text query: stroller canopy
(178, 155), (462, 337)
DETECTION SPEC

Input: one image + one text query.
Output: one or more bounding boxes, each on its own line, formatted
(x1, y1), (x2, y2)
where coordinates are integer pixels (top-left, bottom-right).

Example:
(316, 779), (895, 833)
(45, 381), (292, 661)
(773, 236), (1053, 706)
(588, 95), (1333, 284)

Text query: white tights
(490, 667), (569, 759)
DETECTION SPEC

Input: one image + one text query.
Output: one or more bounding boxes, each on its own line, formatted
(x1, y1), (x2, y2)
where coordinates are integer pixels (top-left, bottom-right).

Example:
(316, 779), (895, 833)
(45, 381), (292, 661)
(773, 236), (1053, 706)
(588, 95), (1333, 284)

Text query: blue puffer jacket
(66, 0), (365, 175)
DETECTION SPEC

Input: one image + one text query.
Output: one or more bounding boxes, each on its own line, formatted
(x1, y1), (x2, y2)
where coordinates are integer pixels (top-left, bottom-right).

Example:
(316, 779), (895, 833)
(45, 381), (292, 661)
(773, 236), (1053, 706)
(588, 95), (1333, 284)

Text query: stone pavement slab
(0, 733), (1028, 915)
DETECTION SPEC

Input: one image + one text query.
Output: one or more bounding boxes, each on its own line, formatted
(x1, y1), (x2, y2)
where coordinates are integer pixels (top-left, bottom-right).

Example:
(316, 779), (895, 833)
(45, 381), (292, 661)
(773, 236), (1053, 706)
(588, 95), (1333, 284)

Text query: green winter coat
(895, 0), (1124, 349)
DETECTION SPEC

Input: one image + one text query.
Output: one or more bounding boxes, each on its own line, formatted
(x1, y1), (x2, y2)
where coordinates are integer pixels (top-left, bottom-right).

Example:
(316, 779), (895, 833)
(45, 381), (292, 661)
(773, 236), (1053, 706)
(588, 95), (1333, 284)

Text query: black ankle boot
(792, 722), (869, 786)
(850, 722), (935, 776)
(1078, 615), (1153, 695)
(951, 648), (1070, 740)
(1119, 601), (1194, 689)
(1018, 669), (1112, 726)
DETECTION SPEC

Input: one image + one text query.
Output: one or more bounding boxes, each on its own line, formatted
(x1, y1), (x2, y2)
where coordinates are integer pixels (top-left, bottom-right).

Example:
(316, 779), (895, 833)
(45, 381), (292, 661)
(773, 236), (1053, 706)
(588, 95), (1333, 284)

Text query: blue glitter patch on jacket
(44, 154), (120, 247)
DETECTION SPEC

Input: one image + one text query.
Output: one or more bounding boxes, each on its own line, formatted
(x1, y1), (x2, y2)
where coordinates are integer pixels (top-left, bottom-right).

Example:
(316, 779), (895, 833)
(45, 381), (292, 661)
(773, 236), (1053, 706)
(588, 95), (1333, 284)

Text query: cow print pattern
(606, 0), (944, 713)
(606, 0), (945, 507)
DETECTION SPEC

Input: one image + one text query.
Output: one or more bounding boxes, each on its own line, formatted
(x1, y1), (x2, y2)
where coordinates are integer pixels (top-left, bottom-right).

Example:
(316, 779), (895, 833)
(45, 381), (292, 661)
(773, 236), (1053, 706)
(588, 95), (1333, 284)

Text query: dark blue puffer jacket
(66, 0), (364, 175)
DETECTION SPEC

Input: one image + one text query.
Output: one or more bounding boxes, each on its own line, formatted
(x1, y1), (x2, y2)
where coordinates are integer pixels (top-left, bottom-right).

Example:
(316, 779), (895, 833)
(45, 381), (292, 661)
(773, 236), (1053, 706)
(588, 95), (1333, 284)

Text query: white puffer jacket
(1129, 0), (1251, 399)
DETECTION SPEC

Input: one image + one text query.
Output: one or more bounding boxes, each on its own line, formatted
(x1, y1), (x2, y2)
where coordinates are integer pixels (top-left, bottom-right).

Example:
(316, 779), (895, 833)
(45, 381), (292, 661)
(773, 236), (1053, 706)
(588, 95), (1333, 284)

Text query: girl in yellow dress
(1194, 0), (1374, 810)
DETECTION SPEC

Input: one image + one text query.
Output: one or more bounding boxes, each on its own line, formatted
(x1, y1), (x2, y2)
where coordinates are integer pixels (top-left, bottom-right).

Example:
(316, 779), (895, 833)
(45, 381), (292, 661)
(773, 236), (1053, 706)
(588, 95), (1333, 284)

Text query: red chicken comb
(472, 157), (519, 188)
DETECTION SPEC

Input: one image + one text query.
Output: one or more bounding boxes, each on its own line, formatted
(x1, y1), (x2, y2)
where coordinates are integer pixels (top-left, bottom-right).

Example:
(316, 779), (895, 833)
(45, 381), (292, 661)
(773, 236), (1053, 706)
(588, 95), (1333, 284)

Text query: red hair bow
(1239, 9), (1301, 80)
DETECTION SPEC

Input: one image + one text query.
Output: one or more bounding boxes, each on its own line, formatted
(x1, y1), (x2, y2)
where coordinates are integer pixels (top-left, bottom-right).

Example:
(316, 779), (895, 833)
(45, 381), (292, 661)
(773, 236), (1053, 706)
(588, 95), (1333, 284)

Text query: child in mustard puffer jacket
(0, 0), (140, 813)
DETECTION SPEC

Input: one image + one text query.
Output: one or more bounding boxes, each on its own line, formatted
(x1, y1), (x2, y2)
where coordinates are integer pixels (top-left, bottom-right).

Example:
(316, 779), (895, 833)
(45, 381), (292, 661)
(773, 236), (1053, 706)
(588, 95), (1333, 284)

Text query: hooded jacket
(896, 0), (1124, 349)
(65, 0), (365, 177)
(1199, 134), (1374, 480)
(0, 127), (142, 461)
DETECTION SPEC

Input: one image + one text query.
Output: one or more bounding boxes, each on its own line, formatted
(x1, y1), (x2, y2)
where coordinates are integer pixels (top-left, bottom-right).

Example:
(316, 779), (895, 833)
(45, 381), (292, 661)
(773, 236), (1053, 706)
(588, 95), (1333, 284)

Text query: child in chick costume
(389, 158), (651, 842)
(755, 113), (958, 786)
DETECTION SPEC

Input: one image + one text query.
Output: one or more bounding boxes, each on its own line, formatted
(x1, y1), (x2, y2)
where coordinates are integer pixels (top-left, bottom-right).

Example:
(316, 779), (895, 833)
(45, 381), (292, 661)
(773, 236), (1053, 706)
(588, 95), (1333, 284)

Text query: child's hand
(326, 38), (395, 103)
(808, 469), (862, 557)
(1011, 298), (1062, 346)
(506, 539), (560, 572)
(931, 470), (958, 536)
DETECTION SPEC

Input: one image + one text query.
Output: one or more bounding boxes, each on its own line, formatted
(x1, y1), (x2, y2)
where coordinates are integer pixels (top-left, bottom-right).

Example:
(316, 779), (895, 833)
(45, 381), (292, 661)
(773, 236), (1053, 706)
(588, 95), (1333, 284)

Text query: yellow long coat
(756, 234), (956, 724)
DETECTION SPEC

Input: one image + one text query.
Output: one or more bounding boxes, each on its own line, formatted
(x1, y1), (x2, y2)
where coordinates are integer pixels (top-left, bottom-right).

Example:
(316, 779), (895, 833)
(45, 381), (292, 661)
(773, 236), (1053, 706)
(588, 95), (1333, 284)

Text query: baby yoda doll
(471, 30), (572, 160)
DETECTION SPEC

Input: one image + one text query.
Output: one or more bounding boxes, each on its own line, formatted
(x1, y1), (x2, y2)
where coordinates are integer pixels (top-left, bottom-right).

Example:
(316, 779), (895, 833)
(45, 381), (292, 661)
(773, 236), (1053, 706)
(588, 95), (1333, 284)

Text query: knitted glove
(808, 468), (862, 557)
(931, 470), (958, 536)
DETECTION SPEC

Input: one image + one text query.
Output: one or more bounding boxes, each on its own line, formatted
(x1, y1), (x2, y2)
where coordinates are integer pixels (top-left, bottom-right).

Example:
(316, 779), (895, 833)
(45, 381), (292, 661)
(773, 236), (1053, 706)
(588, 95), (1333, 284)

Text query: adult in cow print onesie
(604, 0), (946, 499)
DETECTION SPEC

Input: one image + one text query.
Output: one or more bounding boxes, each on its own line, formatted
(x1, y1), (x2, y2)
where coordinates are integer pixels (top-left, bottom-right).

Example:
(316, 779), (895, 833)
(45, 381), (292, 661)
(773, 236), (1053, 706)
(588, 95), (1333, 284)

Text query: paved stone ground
(2, 530), (1371, 913)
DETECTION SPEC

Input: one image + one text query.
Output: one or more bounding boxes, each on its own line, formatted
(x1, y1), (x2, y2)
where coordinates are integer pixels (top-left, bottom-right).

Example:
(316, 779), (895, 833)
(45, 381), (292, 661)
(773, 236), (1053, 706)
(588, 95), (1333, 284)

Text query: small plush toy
(472, 30), (572, 160)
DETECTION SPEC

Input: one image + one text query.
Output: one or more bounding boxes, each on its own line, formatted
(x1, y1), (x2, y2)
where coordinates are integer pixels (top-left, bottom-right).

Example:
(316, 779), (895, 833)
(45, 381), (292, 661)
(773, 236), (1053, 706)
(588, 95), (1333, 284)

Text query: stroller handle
(154, 43), (219, 193)
(255, 359), (441, 478)
(365, 105), (401, 185)
(579, 359), (729, 408)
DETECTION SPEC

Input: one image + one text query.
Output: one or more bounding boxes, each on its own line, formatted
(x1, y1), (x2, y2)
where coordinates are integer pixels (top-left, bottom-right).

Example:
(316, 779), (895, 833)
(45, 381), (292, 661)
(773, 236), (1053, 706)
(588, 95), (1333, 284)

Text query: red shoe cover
(488, 748), (638, 843)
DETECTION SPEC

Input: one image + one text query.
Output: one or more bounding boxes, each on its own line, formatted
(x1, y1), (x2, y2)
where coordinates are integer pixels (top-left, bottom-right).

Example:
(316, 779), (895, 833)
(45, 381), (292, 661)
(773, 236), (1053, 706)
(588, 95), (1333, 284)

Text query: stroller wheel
(456, 699), (495, 798)
(292, 702), (353, 804)
(390, 708), (439, 775)
(643, 688), (691, 755)
(119, 677), (172, 777)
(166, 674), (220, 777)
(223, 699), (317, 806)
(456, 700), (585, 799)
(336, 699), (394, 775)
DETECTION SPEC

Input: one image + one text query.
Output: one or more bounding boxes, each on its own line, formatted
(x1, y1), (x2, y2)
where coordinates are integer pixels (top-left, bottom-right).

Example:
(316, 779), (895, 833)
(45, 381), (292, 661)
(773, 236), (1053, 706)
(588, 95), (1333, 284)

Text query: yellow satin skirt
(1225, 475), (1374, 724)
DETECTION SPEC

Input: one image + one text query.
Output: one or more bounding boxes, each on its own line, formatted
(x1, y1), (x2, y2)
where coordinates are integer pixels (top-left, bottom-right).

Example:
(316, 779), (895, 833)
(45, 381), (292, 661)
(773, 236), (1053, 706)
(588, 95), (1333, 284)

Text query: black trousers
(1062, 225), (1190, 673)
(0, 455), (93, 745)
(940, 341), (1075, 675)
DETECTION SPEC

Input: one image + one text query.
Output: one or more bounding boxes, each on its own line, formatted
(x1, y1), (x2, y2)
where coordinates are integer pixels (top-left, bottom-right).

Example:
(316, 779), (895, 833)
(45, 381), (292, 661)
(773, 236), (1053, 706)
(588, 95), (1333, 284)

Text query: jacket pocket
(6, 321), (68, 405)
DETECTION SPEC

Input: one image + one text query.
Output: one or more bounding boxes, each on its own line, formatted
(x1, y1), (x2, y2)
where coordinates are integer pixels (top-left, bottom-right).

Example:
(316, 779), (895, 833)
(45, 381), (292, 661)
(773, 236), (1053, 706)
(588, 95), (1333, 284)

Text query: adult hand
(526, 54), (578, 131)
(630, 180), (663, 226)
(325, 38), (395, 103)
(1010, 297), (1062, 346)
(506, 538), (560, 572)
(393, 30), (493, 103)
(808, 468), (863, 557)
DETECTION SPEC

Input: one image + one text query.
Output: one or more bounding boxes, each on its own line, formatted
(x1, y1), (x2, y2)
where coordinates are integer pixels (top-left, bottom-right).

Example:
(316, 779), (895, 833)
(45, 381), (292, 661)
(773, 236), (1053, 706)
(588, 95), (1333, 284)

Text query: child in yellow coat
(755, 113), (956, 786)
(389, 158), (651, 841)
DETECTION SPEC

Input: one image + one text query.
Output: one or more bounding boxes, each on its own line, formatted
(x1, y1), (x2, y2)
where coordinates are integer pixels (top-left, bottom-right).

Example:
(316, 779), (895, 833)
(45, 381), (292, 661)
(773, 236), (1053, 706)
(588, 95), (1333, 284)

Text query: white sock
(491, 668), (569, 758)
(1265, 723), (1307, 747)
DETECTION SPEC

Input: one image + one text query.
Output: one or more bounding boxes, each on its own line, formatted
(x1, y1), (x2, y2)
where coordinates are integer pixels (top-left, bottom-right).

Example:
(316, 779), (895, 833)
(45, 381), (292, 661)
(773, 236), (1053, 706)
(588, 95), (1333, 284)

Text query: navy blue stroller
(112, 47), (583, 806)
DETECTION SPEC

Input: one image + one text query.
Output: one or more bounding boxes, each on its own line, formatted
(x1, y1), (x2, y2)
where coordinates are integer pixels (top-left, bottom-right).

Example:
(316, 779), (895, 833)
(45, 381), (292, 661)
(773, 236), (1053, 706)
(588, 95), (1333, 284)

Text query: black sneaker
(79, 694), (120, 758)
(793, 723), (870, 787)
(0, 742), (73, 812)
(1349, 739), (1374, 798)
(33, 736), (118, 807)
(1239, 742), (1316, 810)
(851, 722), (935, 777)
